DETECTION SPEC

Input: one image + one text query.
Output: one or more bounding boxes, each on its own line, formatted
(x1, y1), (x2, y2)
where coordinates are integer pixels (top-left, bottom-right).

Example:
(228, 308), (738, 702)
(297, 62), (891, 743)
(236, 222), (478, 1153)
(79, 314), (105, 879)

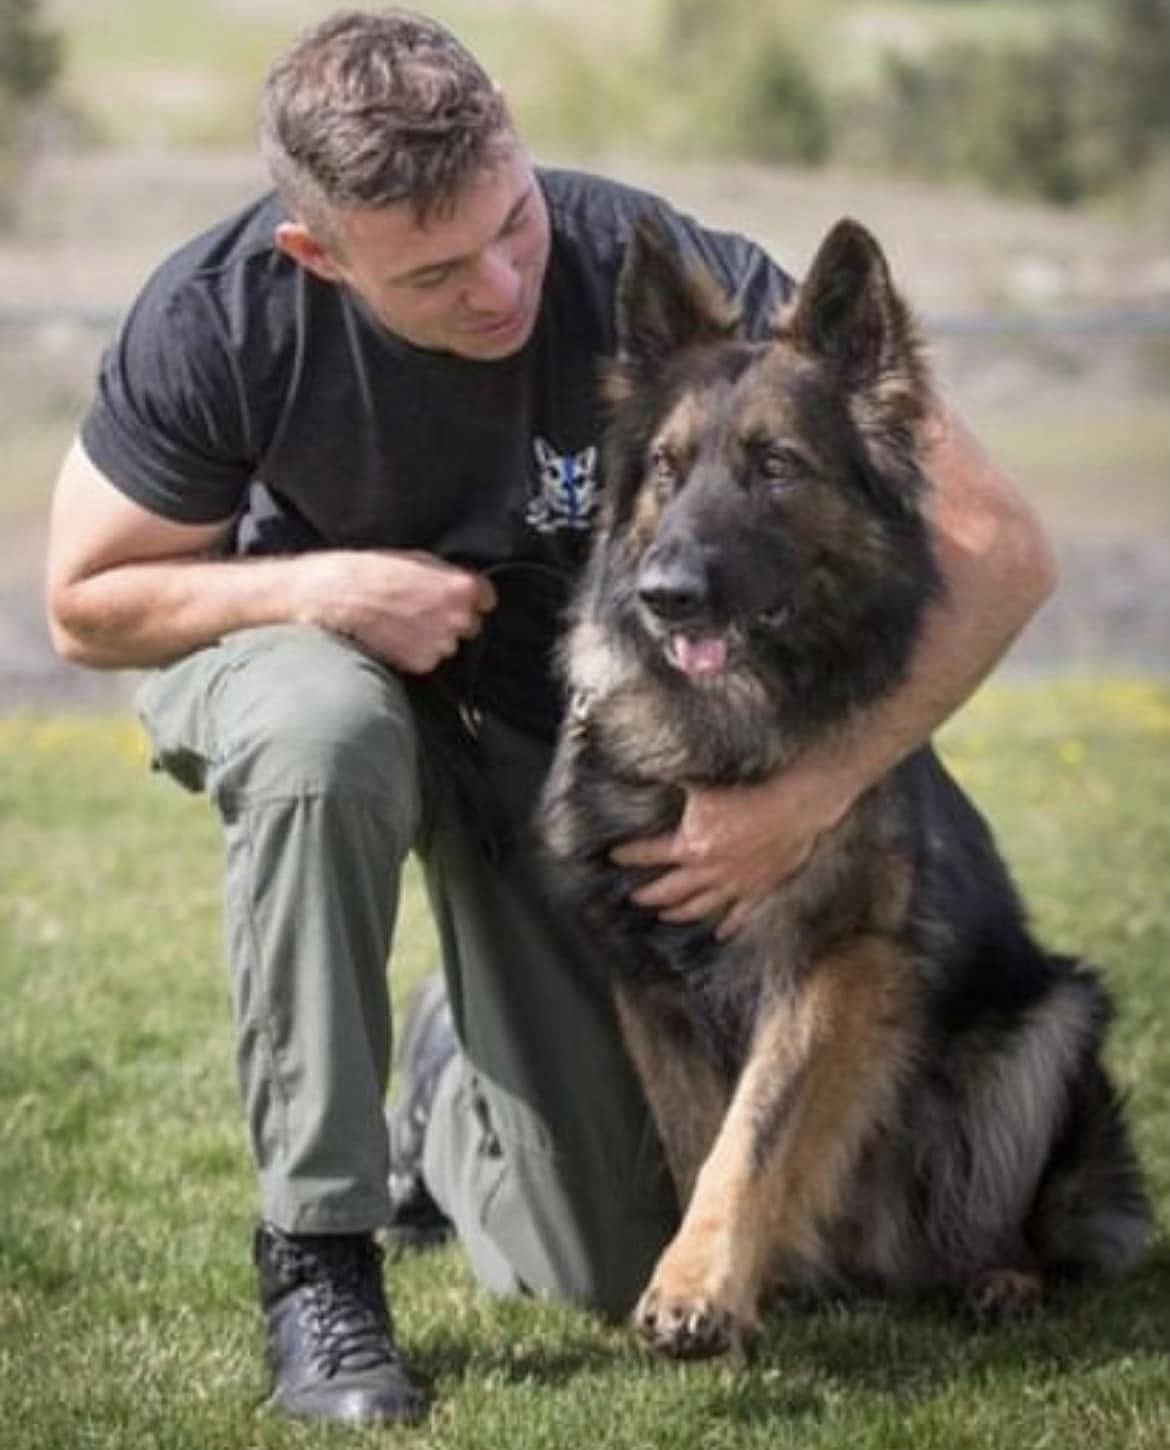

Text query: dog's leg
(1024, 1041), (1151, 1285)
(614, 980), (731, 1205)
(931, 975), (1149, 1313)
(634, 934), (914, 1358)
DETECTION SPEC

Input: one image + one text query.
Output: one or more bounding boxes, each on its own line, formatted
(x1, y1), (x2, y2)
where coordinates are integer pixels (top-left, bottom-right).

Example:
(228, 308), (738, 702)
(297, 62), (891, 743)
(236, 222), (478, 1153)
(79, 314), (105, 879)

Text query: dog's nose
(637, 553), (709, 622)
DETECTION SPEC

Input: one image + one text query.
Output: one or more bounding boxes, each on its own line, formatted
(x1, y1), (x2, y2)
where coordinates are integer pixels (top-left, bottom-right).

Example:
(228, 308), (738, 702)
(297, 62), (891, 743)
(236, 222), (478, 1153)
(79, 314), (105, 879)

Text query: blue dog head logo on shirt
(526, 437), (600, 534)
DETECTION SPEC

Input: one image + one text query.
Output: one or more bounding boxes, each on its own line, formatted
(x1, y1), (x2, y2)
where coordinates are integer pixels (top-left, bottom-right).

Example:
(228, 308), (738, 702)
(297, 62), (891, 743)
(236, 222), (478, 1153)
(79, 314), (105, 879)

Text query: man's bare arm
(45, 439), (496, 672)
(767, 404), (1059, 830)
(612, 405), (1059, 933)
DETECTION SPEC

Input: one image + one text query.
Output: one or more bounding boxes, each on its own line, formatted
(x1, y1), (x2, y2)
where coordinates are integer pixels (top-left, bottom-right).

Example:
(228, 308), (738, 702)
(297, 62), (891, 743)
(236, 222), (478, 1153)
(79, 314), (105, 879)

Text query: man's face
(280, 140), (552, 360)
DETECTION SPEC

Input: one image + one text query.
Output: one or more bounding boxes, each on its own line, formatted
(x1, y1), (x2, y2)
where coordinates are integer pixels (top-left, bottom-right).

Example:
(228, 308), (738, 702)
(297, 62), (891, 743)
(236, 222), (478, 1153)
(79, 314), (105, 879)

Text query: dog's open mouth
(659, 606), (792, 676)
(666, 632), (729, 677)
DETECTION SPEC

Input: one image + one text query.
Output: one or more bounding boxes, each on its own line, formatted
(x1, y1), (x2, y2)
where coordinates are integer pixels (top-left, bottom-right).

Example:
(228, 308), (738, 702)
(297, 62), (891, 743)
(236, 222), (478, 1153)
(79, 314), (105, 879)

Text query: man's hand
(295, 549), (497, 673)
(610, 755), (854, 940)
(45, 439), (500, 671)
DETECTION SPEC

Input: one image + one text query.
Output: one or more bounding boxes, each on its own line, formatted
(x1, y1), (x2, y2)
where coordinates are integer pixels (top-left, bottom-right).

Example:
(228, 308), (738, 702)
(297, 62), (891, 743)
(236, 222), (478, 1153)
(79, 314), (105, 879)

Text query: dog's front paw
(634, 1284), (749, 1358)
(633, 1240), (760, 1359)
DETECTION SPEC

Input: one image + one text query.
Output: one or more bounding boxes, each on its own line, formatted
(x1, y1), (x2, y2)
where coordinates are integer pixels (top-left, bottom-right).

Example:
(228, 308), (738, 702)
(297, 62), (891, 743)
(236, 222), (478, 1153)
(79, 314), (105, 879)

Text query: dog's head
(598, 217), (941, 706)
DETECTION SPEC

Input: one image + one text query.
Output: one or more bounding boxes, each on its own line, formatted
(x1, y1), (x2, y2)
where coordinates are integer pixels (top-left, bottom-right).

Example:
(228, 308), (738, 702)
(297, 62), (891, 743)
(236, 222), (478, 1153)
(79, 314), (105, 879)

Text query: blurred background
(1, 0), (1167, 707)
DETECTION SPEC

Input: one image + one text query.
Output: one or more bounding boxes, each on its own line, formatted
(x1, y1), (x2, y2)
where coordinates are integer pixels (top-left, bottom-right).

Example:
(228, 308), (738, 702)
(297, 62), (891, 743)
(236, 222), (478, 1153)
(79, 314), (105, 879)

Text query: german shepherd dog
(539, 218), (1151, 1358)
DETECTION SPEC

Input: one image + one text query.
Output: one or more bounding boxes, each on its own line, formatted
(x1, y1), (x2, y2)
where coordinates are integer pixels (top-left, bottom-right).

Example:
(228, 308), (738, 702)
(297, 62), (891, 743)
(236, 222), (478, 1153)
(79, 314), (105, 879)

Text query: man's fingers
(658, 888), (732, 924)
(449, 572), (496, 641)
(715, 900), (754, 940)
(474, 574), (498, 612)
(630, 866), (710, 910)
(611, 835), (678, 869)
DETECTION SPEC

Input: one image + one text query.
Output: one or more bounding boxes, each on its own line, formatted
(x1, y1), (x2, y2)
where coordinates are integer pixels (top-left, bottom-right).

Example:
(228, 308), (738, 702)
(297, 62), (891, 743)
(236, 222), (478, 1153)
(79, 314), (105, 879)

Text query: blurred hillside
(0, 0), (1167, 707)
(23, 0), (1169, 206)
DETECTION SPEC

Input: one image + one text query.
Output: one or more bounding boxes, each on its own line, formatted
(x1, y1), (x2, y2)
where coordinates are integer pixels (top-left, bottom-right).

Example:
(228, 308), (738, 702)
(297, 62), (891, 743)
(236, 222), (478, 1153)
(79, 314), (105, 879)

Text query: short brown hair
(260, 8), (512, 242)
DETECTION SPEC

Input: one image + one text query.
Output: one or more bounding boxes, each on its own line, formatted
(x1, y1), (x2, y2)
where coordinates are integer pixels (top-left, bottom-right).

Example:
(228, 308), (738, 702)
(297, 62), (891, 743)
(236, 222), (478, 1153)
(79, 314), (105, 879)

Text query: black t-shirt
(81, 168), (793, 738)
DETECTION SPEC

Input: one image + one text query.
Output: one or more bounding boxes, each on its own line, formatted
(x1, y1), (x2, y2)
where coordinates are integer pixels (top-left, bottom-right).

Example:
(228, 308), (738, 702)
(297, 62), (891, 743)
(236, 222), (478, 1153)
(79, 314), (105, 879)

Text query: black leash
(408, 557), (575, 861)
(449, 557), (573, 738)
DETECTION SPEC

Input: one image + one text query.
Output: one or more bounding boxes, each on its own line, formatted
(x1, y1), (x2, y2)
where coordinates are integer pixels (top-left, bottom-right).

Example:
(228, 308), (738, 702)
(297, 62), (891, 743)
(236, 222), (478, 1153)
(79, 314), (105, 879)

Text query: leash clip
(457, 698), (483, 741)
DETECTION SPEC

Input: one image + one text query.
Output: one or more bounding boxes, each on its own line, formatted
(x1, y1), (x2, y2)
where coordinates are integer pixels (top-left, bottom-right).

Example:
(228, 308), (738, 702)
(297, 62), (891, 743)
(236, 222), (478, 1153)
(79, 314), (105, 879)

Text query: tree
(0, 0), (62, 217)
(1107, 0), (1170, 171)
(652, 0), (831, 164)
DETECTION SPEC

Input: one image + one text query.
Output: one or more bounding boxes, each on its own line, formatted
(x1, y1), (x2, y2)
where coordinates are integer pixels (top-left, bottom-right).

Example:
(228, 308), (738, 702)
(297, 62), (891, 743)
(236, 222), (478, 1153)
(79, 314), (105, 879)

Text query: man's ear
(273, 221), (346, 284)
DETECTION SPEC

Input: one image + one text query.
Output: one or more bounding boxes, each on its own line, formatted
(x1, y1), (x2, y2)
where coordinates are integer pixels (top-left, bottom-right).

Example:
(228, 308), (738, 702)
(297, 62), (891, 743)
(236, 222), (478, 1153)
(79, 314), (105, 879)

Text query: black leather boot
(254, 1223), (428, 1424)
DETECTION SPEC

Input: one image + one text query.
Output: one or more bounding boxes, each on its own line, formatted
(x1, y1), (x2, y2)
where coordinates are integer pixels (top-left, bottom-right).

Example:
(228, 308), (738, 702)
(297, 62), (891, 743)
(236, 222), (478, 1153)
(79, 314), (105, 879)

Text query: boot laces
(281, 1238), (397, 1377)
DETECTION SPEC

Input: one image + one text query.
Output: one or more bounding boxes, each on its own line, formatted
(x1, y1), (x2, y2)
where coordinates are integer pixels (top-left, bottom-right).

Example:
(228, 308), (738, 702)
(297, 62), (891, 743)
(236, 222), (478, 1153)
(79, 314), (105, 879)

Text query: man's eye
(411, 267), (455, 291)
(501, 199), (528, 235)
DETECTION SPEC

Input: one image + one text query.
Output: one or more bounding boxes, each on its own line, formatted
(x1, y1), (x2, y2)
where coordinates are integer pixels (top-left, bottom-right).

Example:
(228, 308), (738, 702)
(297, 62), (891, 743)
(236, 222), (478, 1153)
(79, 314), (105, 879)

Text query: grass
(1, 679), (1169, 1447)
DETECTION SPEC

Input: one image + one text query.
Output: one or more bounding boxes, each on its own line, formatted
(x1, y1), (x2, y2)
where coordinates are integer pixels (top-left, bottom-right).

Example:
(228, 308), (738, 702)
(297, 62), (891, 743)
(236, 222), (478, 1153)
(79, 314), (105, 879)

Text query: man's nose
(464, 246), (522, 313)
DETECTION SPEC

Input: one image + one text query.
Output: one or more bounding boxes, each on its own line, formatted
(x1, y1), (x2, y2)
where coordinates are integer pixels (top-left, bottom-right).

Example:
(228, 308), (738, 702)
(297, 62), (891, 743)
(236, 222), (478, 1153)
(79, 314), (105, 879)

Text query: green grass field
(2, 680), (1169, 1448)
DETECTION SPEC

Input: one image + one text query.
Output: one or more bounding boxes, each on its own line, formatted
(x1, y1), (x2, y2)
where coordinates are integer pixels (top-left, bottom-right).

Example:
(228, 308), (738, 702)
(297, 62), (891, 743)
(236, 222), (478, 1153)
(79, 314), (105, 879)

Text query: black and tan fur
(540, 217), (1150, 1357)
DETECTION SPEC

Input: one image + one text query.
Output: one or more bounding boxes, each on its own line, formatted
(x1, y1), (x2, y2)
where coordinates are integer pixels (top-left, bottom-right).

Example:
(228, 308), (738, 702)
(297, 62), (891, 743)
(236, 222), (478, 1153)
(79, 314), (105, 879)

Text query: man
(44, 6), (1057, 1427)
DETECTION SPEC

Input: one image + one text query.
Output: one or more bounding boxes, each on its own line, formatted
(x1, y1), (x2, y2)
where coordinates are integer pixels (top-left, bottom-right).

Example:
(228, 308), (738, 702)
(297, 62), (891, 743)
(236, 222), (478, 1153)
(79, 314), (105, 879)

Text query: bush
(0, 0), (62, 218)
(648, 0), (832, 164)
(711, 36), (830, 165)
(859, 0), (1170, 204)
(0, 0), (58, 103)
(1106, 0), (1170, 172)
(876, 38), (1114, 204)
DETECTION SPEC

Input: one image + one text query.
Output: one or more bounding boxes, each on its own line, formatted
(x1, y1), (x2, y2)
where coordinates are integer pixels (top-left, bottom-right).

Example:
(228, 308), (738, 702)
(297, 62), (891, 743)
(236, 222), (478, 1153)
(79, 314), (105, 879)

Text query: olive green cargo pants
(136, 623), (675, 1318)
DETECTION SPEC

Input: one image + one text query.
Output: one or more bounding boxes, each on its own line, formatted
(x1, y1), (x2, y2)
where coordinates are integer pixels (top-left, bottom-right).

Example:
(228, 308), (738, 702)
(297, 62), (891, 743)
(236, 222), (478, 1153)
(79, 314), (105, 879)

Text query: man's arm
(45, 438), (496, 673)
(611, 405), (1058, 936)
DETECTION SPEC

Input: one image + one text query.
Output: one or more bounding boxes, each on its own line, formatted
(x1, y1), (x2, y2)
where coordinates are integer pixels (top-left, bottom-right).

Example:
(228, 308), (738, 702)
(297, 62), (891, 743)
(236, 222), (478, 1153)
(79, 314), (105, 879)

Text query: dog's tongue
(670, 632), (728, 676)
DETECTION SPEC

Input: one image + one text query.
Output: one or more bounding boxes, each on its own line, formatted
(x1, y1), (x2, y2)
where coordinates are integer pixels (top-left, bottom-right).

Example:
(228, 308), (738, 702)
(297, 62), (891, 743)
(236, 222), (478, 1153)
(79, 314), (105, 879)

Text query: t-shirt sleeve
(80, 274), (255, 524)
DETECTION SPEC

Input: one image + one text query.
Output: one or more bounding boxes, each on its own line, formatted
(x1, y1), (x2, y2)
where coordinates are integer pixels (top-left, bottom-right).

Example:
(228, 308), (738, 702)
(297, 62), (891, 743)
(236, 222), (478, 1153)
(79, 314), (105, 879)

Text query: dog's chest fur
(544, 624), (915, 1012)
(561, 614), (786, 786)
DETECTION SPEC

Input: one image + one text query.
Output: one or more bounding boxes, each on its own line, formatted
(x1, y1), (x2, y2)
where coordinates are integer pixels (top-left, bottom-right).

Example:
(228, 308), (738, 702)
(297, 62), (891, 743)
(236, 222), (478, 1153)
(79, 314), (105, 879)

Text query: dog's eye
(754, 443), (810, 492)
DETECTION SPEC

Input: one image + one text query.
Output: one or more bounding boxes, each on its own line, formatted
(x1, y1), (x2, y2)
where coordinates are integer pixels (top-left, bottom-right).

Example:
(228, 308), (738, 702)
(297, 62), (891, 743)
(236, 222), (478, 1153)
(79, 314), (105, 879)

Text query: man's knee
(200, 626), (421, 819)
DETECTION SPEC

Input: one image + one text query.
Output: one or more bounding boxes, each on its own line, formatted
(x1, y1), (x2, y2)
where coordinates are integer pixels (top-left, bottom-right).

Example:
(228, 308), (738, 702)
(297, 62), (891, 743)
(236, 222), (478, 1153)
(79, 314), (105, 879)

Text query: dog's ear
(785, 219), (919, 388)
(614, 217), (740, 383)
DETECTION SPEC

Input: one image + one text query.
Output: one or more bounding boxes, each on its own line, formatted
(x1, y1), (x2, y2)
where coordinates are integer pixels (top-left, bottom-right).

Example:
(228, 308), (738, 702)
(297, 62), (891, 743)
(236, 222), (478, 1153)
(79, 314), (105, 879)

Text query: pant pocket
(134, 650), (230, 793)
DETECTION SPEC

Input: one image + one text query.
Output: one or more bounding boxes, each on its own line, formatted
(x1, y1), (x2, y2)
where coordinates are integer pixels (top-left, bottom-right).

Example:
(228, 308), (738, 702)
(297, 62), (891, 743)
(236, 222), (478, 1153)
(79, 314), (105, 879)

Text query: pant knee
(204, 627), (422, 827)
